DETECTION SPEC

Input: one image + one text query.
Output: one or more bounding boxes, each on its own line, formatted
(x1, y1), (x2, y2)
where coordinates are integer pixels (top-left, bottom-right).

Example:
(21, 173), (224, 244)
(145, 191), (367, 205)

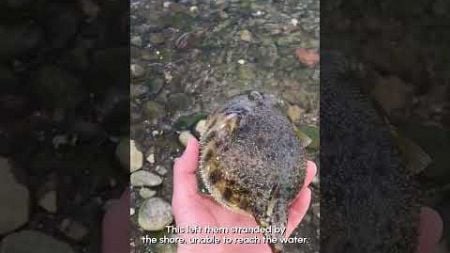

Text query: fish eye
(248, 91), (264, 101)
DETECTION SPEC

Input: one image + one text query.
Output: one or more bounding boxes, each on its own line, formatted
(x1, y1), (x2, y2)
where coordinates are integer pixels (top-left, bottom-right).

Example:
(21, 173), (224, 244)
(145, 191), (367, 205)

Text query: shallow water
(130, 0), (319, 252)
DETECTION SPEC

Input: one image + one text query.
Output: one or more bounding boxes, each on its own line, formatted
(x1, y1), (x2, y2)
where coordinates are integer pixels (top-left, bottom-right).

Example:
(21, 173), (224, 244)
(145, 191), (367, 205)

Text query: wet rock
(395, 134), (431, 175)
(0, 23), (42, 59)
(294, 127), (313, 148)
(168, 3), (188, 13)
(287, 104), (303, 124)
(372, 75), (413, 119)
(139, 49), (159, 61)
(33, 65), (85, 109)
(282, 88), (311, 110)
(143, 101), (164, 120)
(131, 171), (162, 187)
(219, 10), (229, 19)
(38, 190), (57, 213)
(189, 6), (199, 16)
(131, 36), (142, 47)
(146, 152), (155, 164)
(139, 188), (156, 199)
(129, 140), (143, 173)
(276, 32), (301, 46)
(174, 113), (208, 130)
(312, 174), (319, 187)
(131, 84), (149, 98)
(138, 197), (173, 231)
(179, 131), (194, 147)
(195, 119), (207, 136)
(149, 33), (165, 45)
(155, 237), (178, 253)
(131, 64), (146, 78)
(239, 29), (253, 42)
(0, 157), (29, 235)
(299, 125), (319, 150)
(0, 230), (75, 253)
(162, 1), (171, 8)
(167, 93), (191, 112)
(239, 65), (256, 81)
(147, 77), (165, 95)
(264, 23), (283, 35)
(146, 147), (156, 164)
(311, 203), (320, 218)
(59, 219), (88, 241)
(259, 43), (279, 68)
(154, 165), (168, 176)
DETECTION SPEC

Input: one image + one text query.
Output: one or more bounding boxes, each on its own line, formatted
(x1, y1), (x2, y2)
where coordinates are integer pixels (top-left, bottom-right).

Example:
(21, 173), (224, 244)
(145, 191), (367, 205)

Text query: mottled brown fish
(198, 91), (306, 253)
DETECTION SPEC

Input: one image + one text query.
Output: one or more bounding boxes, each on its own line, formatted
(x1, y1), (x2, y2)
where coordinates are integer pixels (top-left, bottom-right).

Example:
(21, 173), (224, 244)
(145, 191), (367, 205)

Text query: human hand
(101, 138), (443, 253)
(172, 137), (317, 253)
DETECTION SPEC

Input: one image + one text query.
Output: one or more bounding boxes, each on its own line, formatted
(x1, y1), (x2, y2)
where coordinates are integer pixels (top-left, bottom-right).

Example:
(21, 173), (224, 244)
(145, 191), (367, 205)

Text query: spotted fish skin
(198, 91), (306, 253)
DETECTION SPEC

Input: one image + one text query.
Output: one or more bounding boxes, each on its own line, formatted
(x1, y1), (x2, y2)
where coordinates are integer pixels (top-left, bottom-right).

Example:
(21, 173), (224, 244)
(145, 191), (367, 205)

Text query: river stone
(131, 84), (149, 97)
(144, 101), (164, 120)
(167, 93), (191, 112)
(131, 36), (142, 47)
(59, 219), (88, 241)
(38, 190), (57, 213)
(139, 188), (156, 199)
(195, 119), (207, 136)
(154, 235), (178, 253)
(0, 230), (75, 253)
(131, 171), (162, 187)
(239, 29), (253, 42)
(0, 157), (29, 235)
(287, 104), (303, 124)
(129, 140), (143, 173)
(131, 64), (145, 78)
(138, 197), (173, 231)
(146, 152), (155, 164)
(154, 165), (167, 176)
(178, 131), (194, 147)
(149, 33), (165, 45)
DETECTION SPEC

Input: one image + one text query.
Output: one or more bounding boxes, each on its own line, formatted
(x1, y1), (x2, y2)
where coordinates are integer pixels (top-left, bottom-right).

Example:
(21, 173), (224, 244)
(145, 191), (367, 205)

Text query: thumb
(172, 137), (200, 203)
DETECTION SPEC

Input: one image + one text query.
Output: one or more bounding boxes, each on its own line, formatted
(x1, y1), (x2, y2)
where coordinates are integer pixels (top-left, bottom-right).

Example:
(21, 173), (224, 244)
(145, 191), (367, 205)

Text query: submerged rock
(0, 157), (29, 235)
(1, 230), (75, 253)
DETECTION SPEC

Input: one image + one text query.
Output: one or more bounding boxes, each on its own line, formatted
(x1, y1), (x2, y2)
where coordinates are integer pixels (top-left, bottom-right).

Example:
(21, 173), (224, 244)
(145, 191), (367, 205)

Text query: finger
(286, 187), (312, 237)
(284, 161), (316, 237)
(172, 137), (200, 202)
(303, 160), (317, 189)
(102, 189), (130, 253)
(416, 207), (443, 253)
(178, 137), (200, 173)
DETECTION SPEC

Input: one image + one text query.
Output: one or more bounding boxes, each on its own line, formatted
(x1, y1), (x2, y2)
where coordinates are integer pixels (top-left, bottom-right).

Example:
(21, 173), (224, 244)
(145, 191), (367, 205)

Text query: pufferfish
(198, 91), (306, 253)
